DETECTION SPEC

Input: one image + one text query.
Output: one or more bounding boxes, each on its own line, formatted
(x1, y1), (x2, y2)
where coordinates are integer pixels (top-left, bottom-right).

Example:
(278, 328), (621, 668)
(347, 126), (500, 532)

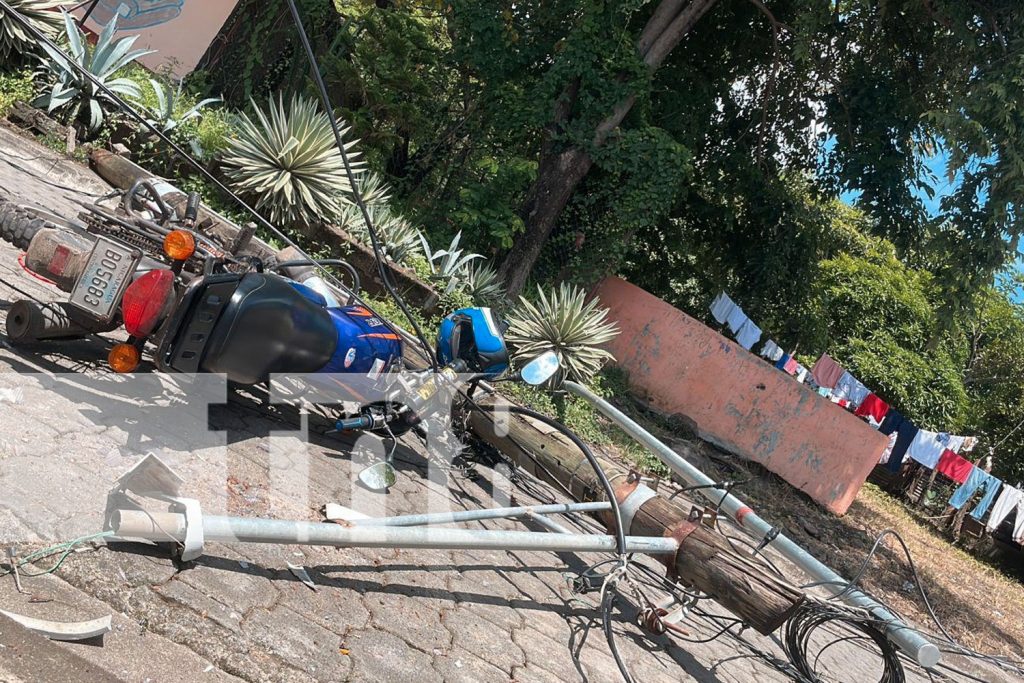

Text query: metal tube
(112, 510), (677, 555)
(350, 502), (611, 527)
(525, 511), (575, 535)
(563, 380), (941, 669)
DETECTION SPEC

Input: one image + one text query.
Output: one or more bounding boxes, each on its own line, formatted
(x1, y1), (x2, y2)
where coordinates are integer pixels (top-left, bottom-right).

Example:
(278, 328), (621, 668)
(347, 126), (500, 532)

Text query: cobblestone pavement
(0, 124), (1007, 683)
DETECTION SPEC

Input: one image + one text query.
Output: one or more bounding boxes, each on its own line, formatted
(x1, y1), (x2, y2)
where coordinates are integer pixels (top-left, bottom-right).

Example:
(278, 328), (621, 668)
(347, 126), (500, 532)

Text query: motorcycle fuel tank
(320, 305), (403, 379)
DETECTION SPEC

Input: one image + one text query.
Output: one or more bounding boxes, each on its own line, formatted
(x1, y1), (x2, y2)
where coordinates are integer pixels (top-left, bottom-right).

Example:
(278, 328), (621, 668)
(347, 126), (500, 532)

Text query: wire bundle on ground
(783, 599), (905, 683)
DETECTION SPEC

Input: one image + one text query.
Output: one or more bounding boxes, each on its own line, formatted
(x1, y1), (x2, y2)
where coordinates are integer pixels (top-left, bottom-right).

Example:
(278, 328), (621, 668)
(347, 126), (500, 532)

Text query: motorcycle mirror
(358, 462), (397, 491)
(520, 351), (560, 386)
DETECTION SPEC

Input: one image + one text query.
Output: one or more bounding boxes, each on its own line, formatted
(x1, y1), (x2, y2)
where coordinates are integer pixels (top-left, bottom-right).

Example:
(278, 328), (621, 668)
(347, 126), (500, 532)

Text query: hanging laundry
(735, 318), (762, 350)
(854, 393), (890, 427)
(833, 371), (870, 407)
(878, 432), (899, 465)
(710, 292), (736, 325)
(726, 306), (747, 335)
(961, 436), (979, 453)
(811, 354), (845, 389)
(783, 356), (799, 375)
(817, 386), (832, 398)
(936, 449), (973, 484)
(794, 364), (809, 383)
(761, 340), (784, 362)
(986, 486), (1024, 543)
(878, 410), (917, 473)
(943, 435), (966, 454)
(775, 353), (791, 371)
(949, 468), (1002, 521)
(908, 429), (947, 469)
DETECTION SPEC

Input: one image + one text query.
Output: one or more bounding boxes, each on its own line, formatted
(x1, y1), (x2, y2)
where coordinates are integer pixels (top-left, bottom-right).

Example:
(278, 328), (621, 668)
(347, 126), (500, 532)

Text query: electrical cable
(0, 531), (113, 578)
(281, 0), (437, 371)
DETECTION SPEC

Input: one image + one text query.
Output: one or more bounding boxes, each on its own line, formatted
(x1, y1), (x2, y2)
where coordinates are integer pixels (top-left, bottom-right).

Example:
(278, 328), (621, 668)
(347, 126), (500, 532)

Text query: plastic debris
(287, 563), (317, 591)
(0, 608), (111, 641)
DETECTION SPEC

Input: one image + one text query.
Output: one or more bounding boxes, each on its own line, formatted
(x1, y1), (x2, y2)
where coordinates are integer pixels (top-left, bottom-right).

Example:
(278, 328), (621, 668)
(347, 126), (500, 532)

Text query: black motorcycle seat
(199, 273), (338, 384)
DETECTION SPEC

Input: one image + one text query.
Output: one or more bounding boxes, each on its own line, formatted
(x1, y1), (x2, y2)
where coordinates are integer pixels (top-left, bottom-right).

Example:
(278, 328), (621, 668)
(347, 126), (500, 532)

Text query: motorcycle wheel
(0, 198), (47, 250)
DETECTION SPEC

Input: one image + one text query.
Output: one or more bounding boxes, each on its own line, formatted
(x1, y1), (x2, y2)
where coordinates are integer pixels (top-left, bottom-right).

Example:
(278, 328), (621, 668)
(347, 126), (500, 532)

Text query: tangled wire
(782, 600), (905, 683)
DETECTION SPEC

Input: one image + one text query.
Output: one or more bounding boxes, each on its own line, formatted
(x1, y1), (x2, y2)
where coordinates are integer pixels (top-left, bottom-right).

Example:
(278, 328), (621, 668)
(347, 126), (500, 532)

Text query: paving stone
(446, 608), (525, 672)
(346, 629), (442, 683)
(244, 605), (353, 682)
(432, 645), (511, 683)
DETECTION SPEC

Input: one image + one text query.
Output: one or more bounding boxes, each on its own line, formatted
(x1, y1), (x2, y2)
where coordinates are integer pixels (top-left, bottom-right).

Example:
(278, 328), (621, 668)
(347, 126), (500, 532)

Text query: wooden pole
(465, 395), (805, 634)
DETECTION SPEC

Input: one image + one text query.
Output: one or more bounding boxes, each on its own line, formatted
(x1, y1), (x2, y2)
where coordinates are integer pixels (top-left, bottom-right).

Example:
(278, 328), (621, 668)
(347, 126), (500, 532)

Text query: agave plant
(338, 201), (423, 264)
(34, 13), (152, 134)
(505, 283), (620, 385)
(0, 0), (67, 61)
(141, 79), (221, 133)
(419, 231), (483, 295)
(464, 261), (505, 307)
(222, 94), (359, 228)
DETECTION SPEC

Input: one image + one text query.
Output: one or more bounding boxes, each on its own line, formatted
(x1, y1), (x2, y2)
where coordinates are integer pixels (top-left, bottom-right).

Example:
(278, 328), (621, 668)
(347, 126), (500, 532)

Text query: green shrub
(0, 68), (34, 118)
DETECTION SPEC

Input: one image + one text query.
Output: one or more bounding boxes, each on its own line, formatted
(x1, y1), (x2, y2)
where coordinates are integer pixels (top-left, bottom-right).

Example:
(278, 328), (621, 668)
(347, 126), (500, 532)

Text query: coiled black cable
(783, 601), (906, 683)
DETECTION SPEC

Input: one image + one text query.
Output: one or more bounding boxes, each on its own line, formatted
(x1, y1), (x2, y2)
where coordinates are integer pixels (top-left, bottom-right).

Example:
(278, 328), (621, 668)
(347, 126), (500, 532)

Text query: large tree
(469, 0), (1024, 301)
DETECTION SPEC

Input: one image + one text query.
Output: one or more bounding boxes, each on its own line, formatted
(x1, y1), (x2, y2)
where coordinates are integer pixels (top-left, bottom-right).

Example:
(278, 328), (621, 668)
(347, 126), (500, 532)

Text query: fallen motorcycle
(0, 184), (558, 476)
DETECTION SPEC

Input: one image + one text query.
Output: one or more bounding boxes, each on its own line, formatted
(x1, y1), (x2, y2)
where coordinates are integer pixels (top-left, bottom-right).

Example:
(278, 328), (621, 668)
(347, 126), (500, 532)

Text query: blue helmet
(437, 307), (509, 377)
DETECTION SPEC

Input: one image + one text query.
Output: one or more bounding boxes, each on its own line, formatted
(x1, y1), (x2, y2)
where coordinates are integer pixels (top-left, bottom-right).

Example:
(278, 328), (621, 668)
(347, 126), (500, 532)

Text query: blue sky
(841, 150), (1023, 303)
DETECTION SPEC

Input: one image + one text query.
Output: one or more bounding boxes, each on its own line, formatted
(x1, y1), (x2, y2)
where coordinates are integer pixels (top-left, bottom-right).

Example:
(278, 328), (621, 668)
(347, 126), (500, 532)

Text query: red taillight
(122, 269), (174, 337)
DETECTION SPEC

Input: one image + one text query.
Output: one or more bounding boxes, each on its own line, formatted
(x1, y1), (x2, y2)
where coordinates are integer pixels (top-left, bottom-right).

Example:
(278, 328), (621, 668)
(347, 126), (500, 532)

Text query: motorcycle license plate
(69, 237), (142, 322)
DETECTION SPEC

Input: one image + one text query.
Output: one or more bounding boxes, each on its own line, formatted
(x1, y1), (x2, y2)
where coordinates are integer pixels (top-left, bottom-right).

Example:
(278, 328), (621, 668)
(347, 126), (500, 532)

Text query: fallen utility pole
(466, 396), (805, 635)
(562, 380), (941, 669)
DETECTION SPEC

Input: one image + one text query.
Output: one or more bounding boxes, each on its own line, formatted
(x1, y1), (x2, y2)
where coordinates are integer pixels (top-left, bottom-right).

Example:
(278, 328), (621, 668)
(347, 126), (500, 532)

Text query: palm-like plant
(464, 261), (505, 308)
(222, 94), (359, 228)
(34, 13), (152, 134)
(0, 0), (67, 61)
(418, 231), (483, 295)
(505, 283), (620, 385)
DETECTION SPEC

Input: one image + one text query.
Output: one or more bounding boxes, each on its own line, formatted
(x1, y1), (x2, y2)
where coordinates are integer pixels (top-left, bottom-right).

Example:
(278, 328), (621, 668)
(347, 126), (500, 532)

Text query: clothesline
(707, 291), (1020, 544)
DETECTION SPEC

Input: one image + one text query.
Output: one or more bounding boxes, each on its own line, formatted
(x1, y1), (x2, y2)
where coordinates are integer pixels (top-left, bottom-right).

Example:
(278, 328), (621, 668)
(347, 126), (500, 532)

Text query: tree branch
(645, 0), (719, 69)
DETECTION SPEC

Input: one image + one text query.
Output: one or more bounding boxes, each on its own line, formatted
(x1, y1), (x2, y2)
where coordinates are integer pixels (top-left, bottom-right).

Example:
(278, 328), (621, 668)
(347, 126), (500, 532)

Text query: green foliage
(339, 171), (423, 263)
(418, 231), (483, 295)
(506, 283), (619, 385)
(463, 261), (505, 309)
(0, 0), (66, 62)
(221, 94), (358, 229)
(34, 14), (152, 135)
(0, 67), (34, 117)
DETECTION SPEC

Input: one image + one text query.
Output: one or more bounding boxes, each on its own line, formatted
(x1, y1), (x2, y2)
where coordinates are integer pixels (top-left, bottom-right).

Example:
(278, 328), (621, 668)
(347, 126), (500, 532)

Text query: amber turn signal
(108, 343), (140, 373)
(163, 230), (196, 261)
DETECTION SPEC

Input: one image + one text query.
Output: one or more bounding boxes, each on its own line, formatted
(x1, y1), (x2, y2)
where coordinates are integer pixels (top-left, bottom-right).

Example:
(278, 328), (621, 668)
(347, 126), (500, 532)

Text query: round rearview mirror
(358, 462), (397, 491)
(520, 351), (560, 386)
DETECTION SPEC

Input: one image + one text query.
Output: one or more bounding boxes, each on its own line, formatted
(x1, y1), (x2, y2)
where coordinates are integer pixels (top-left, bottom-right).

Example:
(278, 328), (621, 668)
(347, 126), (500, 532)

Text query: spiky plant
(464, 261), (505, 308)
(338, 201), (423, 264)
(0, 0), (67, 61)
(419, 231), (483, 295)
(34, 13), (152, 134)
(141, 79), (221, 133)
(221, 94), (360, 228)
(506, 283), (620, 385)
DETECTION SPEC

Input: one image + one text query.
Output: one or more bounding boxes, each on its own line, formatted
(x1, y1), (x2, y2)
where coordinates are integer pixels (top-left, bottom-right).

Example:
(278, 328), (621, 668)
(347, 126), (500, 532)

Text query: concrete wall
(593, 277), (886, 515)
(79, 1), (239, 77)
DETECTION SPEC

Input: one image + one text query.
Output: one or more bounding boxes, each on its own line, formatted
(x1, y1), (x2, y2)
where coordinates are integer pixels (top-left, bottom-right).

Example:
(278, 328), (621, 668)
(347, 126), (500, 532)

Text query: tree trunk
(498, 147), (595, 297)
(498, 0), (719, 296)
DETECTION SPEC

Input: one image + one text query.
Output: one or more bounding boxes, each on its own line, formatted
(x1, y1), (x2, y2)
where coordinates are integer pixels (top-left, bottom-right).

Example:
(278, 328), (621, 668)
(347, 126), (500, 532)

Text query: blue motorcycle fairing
(318, 304), (403, 377)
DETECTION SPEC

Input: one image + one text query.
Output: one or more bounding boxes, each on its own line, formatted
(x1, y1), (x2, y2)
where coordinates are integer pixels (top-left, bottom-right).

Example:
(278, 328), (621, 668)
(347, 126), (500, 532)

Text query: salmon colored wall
(593, 277), (886, 515)
(79, 1), (239, 77)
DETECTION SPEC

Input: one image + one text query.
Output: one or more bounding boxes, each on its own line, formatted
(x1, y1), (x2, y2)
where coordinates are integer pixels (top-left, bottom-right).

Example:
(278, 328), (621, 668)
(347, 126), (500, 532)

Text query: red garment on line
(854, 393), (890, 424)
(936, 449), (973, 484)
(812, 353), (845, 389)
